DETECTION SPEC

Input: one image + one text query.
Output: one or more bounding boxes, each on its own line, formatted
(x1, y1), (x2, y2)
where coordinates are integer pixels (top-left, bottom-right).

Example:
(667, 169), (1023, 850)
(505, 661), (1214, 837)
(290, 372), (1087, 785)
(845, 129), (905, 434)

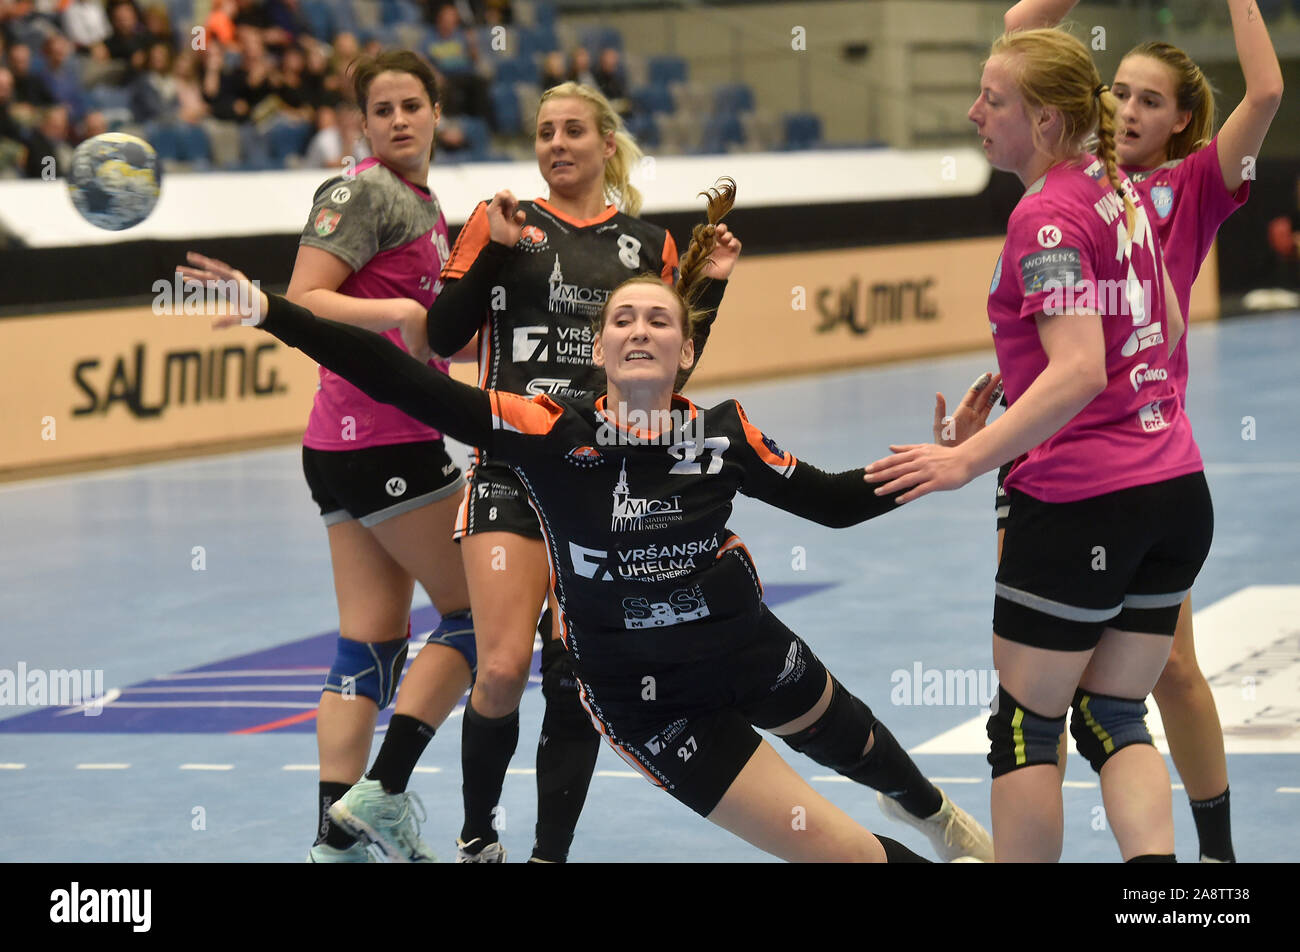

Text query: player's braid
(1095, 87), (1137, 240)
(675, 177), (737, 315)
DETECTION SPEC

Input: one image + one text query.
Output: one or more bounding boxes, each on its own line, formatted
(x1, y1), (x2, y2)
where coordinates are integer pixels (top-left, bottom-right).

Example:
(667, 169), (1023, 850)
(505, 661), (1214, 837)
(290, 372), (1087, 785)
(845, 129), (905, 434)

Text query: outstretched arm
(1003, 0), (1079, 31)
(1217, 0), (1284, 192)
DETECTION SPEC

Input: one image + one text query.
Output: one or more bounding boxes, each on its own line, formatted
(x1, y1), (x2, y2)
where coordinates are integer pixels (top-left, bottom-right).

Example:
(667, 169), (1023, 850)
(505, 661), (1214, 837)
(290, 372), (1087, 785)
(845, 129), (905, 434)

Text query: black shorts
(453, 460), (542, 540)
(994, 460), (1013, 531)
(994, 471), (1213, 651)
(302, 440), (465, 528)
(571, 605), (830, 817)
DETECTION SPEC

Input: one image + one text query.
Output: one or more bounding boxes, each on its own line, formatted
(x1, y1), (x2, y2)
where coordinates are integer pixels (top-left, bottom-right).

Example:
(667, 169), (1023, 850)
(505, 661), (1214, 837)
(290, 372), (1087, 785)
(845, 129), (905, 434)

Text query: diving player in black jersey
(179, 233), (995, 862)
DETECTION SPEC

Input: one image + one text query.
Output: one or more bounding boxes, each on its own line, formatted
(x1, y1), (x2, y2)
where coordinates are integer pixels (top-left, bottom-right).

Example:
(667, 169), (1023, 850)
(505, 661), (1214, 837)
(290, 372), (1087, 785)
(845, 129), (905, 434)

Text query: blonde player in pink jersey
(288, 50), (476, 863)
(869, 27), (1214, 862)
(984, 0), (1284, 862)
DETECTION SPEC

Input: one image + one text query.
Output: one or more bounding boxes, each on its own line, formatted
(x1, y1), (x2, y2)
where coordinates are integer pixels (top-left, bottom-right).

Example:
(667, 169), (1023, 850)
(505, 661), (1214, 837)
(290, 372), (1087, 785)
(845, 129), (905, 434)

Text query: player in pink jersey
(869, 28), (1214, 862)
(289, 51), (476, 864)
(985, 0), (1284, 863)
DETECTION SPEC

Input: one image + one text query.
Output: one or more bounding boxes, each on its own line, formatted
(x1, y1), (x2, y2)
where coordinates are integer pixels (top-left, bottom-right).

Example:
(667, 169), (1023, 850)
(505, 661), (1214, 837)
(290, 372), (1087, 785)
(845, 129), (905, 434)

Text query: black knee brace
(986, 686), (1065, 778)
(1070, 688), (1153, 773)
(539, 637), (593, 740)
(781, 678), (878, 774)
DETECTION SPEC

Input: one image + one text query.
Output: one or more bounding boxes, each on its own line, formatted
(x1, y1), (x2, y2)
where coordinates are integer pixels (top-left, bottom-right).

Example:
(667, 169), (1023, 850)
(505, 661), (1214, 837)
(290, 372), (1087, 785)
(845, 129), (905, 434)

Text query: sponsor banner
(682, 238), (1219, 387)
(0, 305), (482, 474)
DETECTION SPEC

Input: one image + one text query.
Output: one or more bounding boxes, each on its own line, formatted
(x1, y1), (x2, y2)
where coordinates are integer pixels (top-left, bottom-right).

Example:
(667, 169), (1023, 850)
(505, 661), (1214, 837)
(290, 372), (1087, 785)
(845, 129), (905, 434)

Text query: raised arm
(1003, 0), (1079, 32)
(1217, 0), (1284, 192)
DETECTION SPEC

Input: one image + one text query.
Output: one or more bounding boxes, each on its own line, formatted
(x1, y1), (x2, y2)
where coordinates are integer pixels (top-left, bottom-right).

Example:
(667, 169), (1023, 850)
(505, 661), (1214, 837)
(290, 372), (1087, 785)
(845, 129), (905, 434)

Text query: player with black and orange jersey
(180, 219), (994, 862)
(423, 83), (734, 864)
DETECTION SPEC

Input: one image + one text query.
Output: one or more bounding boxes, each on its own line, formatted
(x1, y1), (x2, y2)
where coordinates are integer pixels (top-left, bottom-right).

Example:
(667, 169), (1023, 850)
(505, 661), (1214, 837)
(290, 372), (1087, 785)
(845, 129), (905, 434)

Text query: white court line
(929, 777), (983, 784)
(121, 686), (321, 693)
(1062, 781), (1098, 789)
(1203, 462), (1300, 475)
(282, 764), (318, 771)
(506, 768), (536, 775)
(412, 767), (442, 774)
(1278, 787), (1300, 794)
(180, 763), (233, 771)
(595, 770), (640, 778)
(76, 763), (130, 770)
(0, 763), (26, 769)
(811, 776), (850, 783)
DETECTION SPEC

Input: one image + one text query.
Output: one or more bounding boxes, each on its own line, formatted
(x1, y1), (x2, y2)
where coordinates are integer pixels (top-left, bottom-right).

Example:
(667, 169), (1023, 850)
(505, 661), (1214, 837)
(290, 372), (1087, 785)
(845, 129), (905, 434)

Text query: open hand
(934, 370), (1002, 446)
(175, 252), (268, 328)
(864, 442), (973, 504)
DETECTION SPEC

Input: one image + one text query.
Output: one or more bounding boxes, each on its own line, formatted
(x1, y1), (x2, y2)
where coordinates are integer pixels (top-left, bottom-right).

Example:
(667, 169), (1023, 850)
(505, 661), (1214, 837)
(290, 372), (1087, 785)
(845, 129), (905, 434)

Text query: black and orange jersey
(438, 197), (678, 401)
(263, 293), (900, 674)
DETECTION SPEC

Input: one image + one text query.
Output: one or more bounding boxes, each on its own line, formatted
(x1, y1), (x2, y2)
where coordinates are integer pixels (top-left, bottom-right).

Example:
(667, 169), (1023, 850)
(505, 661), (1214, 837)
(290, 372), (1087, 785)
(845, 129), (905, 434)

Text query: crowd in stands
(0, 0), (822, 178)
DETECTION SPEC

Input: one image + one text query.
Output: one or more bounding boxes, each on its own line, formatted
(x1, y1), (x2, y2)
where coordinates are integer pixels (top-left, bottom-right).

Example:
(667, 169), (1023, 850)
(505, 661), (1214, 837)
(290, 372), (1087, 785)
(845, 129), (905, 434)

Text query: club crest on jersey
(1150, 185), (1173, 220)
(566, 445), (606, 468)
(315, 209), (341, 236)
(515, 224), (550, 253)
(611, 458), (684, 531)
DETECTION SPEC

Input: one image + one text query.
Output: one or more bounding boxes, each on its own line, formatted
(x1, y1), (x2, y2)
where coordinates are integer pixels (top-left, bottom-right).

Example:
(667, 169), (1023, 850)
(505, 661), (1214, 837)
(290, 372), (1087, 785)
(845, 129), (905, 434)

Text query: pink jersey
(298, 158), (454, 450)
(1126, 136), (1249, 393)
(987, 157), (1202, 503)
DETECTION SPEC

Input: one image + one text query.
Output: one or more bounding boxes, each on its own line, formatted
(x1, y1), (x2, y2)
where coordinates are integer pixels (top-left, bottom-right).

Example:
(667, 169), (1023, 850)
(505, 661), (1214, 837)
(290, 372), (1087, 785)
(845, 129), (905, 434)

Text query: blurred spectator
(142, 4), (175, 51)
(304, 99), (368, 167)
(130, 39), (178, 121)
(205, 0), (238, 47)
(9, 44), (54, 107)
(171, 48), (209, 122)
(23, 102), (71, 177)
(201, 29), (276, 121)
(1, 1), (36, 43)
(41, 32), (90, 122)
(265, 0), (308, 50)
(0, 66), (27, 177)
(568, 46), (595, 88)
(105, 1), (152, 76)
(538, 49), (565, 91)
(426, 3), (487, 118)
(62, 0), (112, 52)
(273, 43), (316, 118)
(79, 107), (107, 140)
(330, 31), (359, 78)
(302, 39), (340, 107)
(593, 47), (625, 104)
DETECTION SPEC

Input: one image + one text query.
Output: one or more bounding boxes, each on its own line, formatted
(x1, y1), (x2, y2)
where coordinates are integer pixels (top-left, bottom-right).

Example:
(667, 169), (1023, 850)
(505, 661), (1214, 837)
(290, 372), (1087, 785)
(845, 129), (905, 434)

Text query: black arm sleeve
(425, 240), (514, 359)
(260, 293), (496, 451)
(747, 461), (904, 528)
(675, 278), (727, 390)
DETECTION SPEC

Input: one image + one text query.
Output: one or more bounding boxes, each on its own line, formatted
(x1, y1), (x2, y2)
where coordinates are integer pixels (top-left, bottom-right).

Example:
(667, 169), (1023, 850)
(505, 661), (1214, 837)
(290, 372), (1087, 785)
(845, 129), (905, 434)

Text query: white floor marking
(913, 586), (1300, 755)
(180, 763), (233, 770)
(76, 763), (130, 769)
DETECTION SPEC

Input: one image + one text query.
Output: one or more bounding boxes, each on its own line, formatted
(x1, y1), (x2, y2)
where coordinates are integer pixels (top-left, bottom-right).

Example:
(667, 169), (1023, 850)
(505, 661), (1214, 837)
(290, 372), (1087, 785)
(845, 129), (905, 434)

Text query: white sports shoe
(877, 787), (995, 863)
(307, 841), (376, 863)
(456, 837), (507, 863)
(328, 779), (438, 863)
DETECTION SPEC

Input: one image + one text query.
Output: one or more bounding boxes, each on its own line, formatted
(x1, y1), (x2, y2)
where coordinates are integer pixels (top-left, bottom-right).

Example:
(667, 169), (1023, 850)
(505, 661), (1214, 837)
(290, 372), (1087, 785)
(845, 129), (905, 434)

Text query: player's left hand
(934, 370), (1002, 446)
(704, 223), (741, 280)
(864, 443), (974, 503)
(176, 252), (269, 328)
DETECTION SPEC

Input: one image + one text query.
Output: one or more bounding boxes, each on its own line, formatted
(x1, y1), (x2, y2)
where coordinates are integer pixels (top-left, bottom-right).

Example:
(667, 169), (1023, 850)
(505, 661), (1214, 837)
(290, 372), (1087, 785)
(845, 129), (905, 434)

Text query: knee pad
(424, 609), (477, 679)
(1070, 689), (1153, 773)
(324, 636), (408, 709)
(986, 687), (1065, 778)
(782, 678), (878, 773)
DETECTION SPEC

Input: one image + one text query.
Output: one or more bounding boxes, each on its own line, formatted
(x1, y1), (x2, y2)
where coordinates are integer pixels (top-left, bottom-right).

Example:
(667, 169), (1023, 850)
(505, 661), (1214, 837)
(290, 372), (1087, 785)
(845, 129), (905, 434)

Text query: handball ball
(66, 132), (163, 231)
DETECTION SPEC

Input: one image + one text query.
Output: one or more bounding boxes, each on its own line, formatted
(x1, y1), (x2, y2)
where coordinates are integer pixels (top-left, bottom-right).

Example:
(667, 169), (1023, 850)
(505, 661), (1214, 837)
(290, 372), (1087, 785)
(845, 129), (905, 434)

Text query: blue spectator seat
(494, 57), (537, 86)
(782, 112), (823, 150)
(624, 112), (659, 149)
(713, 83), (754, 115)
(518, 25), (558, 58)
(578, 26), (622, 60)
(532, 1), (557, 29)
(647, 55), (687, 87)
(301, 0), (335, 39)
(629, 84), (674, 116)
(489, 81), (522, 134)
(266, 121), (313, 161)
(697, 113), (744, 154)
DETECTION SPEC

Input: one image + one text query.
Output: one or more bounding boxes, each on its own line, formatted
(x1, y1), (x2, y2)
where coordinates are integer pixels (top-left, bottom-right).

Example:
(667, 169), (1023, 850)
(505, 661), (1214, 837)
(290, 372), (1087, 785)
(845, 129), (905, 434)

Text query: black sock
(1189, 786), (1235, 862)
(317, 781), (356, 849)
(366, 714), (435, 794)
(877, 834), (930, 863)
(459, 703), (519, 846)
(1127, 853), (1177, 863)
(531, 696), (601, 863)
(848, 721), (943, 819)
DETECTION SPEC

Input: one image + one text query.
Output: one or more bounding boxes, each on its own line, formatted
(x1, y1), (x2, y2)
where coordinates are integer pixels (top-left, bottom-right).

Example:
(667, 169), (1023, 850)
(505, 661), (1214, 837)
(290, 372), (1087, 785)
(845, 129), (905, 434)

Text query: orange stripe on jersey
(441, 200), (490, 280)
(489, 391), (565, 436)
(533, 197), (619, 229)
(452, 483), (471, 537)
(574, 680), (667, 790)
(660, 230), (679, 284)
(736, 403), (797, 477)
(718, 535), (764, 598)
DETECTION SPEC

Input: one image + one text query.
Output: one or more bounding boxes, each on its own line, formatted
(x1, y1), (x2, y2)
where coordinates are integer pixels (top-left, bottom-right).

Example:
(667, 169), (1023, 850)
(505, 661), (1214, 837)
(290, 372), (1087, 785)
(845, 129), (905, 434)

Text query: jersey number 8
(617, 234), (642, 269)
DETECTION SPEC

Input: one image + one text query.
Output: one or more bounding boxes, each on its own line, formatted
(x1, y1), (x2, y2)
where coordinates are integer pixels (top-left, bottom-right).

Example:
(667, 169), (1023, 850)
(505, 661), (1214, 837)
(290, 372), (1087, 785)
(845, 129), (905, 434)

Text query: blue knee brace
(1070, 688), (1153, 773)
(986, 687), (1065, 778)
(424, 609), (477, 679)
(324, 636), (408, 708)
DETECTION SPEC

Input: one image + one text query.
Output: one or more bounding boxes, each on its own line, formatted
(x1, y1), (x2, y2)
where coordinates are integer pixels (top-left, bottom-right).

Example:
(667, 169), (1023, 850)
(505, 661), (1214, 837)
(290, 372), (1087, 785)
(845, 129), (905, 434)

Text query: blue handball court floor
(1, 312), (1297, 862)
